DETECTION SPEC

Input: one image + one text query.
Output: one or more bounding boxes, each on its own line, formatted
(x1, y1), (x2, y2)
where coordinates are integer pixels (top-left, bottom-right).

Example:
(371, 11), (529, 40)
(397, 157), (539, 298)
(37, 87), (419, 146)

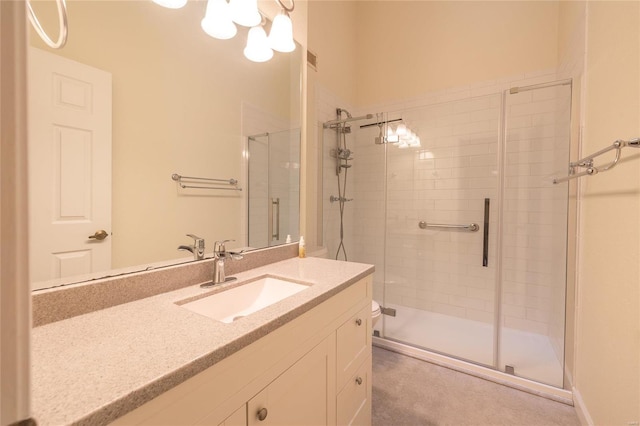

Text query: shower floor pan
(380, 304), (563, 388)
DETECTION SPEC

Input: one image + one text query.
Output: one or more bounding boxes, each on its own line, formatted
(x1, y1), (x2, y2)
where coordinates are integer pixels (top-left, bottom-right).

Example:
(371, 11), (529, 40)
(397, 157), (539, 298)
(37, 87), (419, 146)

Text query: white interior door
(28, 47), (112, 289)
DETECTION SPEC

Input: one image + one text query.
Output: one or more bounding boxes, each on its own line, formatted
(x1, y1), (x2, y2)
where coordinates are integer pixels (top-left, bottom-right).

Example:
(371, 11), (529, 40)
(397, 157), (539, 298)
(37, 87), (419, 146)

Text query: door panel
(28, 47), (112, 288)
(382, 95), (501, 367)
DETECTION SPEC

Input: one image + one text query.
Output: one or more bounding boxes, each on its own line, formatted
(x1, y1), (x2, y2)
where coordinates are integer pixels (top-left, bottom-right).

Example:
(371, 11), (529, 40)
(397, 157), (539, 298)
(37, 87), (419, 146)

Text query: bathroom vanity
(31, 251), (373, 426)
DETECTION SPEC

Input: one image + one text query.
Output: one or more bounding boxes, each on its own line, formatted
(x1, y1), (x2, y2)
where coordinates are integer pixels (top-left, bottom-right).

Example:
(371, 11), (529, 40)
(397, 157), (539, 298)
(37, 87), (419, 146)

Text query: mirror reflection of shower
(323, 108), (373, 260)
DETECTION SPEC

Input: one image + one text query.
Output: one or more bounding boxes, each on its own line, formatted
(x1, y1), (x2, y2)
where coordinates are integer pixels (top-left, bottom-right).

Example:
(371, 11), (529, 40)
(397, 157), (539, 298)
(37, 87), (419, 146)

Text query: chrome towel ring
(27, 0), (68, 49)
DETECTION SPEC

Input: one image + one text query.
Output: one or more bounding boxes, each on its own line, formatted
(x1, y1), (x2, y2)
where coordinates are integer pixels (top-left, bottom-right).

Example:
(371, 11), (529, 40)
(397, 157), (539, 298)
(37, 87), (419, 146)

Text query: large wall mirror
(28, 0), (302, 291)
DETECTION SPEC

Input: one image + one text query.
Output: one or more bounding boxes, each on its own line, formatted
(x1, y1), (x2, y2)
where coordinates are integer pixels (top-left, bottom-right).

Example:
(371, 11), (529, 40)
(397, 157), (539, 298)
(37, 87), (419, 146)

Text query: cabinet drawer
(336, 304), (371, 391)
(337, 356), (371, 426)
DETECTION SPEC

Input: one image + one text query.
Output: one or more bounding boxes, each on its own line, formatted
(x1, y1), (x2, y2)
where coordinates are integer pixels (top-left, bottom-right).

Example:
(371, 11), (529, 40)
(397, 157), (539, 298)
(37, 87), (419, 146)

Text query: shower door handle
(271, 198), (280, 241)
(483, 198), (490, 267)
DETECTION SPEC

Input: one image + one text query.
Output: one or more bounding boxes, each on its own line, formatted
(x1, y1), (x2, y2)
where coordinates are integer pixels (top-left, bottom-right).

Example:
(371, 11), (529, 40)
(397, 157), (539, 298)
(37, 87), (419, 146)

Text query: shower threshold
(372, 336), (573, 406)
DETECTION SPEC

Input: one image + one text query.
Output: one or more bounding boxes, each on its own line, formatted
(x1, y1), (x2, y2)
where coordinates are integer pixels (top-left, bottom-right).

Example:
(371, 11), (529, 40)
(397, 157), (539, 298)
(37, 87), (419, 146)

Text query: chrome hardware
(257, 408), (268, 421)
(355, 376), (363, 385)
(27, 0), (68, 49)
(201, 240), (244, 288)
(178, 234), (205, 260)
(171, 173), (242, 191)
(553, 137), (640, 184)
(269, 198), (280, 241)
(330, 195), (353, 203)
(418, 221), (479, 232)
(380, 306), (396, 317)
(323, 113), (374, 129)
(483, 199), (490, 267)
(88, 230), (108, 240)
(355, 318), (362, 326)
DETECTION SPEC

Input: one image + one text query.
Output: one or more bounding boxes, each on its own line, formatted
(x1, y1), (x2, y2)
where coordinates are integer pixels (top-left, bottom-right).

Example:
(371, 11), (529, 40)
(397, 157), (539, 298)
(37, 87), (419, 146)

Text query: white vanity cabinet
(111, 274), (372, 426)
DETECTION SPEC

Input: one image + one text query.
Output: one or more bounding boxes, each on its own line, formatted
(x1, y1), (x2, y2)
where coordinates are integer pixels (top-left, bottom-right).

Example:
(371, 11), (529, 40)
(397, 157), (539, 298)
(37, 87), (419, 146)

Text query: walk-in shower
(322, 79), (573, 396)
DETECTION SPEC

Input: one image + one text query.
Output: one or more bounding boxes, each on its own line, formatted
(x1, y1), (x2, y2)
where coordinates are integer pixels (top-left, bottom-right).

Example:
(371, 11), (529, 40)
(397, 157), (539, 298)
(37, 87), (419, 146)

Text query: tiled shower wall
(359, 96), (501, 323)
(321, 70), (570, 342)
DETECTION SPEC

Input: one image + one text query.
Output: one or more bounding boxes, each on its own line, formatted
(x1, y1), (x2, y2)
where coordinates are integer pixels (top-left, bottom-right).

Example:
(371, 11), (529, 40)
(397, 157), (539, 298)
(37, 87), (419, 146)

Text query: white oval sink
(179, 275), (310, 323)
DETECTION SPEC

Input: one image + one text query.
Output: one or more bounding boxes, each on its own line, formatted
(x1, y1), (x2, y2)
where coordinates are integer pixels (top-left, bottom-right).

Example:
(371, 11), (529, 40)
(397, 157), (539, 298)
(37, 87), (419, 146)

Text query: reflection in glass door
(247, 129), (300, 248)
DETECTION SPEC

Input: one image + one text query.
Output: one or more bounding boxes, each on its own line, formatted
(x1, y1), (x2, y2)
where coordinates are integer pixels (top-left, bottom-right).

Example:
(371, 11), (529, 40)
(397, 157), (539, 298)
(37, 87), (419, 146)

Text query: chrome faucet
(202, 239), (244, 288)
(178, 234), (205, 260)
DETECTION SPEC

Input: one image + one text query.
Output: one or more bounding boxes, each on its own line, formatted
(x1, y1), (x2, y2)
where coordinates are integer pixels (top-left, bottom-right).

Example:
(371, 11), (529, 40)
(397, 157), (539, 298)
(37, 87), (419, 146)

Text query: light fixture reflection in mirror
(229, 0), (262, 27)
(201, 0), (237, 40)
(244, 25), (274, 62)
(268, 12), (296, 53)
(152, 0), (188, 9)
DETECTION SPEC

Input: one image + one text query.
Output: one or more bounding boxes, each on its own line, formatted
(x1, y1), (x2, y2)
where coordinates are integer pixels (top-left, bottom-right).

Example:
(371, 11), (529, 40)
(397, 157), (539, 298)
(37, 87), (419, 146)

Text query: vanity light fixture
(201, 0), (237, 40)
(244, 24), (274, 62)
(268, 0), (295, 53)
(229, 0), (262, 27)
(152, 0), (188, 9)
(152, 0), (295, 62)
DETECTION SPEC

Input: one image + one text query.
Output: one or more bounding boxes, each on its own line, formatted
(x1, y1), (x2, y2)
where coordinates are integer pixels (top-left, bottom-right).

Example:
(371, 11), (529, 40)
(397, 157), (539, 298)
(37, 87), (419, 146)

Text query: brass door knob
(355, 376), (363, 385)
(355, 318), (362, 326)
(88, 230), (109, 240)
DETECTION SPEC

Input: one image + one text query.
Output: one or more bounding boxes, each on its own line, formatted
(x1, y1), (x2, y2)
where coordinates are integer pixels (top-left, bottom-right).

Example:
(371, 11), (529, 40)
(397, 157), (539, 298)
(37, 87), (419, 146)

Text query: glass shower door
(382, 94), (502, 367)
(247, 129), (300, 248)
(499, 83), (571, 387)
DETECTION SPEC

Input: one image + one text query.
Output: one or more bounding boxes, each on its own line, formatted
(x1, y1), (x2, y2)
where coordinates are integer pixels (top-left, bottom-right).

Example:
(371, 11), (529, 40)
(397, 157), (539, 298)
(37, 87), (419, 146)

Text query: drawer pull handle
(355, 376), (363, 385)
(355, 318), (362, 326)
(257, 407), (268, 421)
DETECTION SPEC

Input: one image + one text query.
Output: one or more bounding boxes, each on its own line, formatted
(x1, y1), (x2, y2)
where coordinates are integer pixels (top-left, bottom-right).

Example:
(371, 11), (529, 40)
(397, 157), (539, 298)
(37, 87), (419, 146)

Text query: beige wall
(30, 1), (298, 271)
(574, 1), (640, 424)
(306, 0), (359, 247)
(355, 1), (560, 106)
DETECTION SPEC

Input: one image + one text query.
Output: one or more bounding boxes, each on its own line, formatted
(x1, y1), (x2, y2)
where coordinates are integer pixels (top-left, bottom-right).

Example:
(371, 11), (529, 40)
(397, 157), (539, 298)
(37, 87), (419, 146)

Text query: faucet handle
(186, 234), (204, 247)
(228, 249), (245, 260)
(214, 239), (235, 255)
(184, 234), (205, 260)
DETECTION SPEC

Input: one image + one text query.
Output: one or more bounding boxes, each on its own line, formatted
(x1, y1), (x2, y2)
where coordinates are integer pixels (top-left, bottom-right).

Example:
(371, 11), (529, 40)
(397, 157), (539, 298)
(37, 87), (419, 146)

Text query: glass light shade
(396, 123), (407, 136)
(244, 26), (273, 62)
(229, 0), (261, 27)
(152, 0), (188, 8)
(268, 12), (295, 53)
(201, 0), (237, 40)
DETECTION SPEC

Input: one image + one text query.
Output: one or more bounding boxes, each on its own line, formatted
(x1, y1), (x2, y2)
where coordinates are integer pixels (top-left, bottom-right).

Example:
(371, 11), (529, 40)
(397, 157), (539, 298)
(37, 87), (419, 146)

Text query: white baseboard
(572, 387), (594, 426)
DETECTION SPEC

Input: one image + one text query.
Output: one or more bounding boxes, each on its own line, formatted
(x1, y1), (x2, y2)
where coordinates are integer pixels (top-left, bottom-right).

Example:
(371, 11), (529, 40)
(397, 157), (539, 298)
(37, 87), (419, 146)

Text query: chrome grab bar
(418, 221), (479, 232)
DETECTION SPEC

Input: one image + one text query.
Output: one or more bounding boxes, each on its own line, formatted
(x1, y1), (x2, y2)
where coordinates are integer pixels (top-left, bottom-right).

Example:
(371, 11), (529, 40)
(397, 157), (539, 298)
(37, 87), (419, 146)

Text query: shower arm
(323, 114), (374, 128)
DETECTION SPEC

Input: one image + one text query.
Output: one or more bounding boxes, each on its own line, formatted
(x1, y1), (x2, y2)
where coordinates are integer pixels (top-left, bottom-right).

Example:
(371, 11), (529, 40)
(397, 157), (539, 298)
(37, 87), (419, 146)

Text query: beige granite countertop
(31, 257), (374, 426)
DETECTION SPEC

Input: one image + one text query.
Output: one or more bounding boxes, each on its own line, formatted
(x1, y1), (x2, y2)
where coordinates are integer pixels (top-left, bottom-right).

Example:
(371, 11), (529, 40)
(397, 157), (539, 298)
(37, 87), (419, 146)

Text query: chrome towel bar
(171, 173), (242, 191)
(418, 221), (479, 232)
(553, 138), (640, 184)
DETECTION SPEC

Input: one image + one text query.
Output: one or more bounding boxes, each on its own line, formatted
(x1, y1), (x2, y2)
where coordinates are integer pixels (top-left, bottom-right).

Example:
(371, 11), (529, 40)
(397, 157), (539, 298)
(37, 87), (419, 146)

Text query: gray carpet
(372, 346), (581, 426)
